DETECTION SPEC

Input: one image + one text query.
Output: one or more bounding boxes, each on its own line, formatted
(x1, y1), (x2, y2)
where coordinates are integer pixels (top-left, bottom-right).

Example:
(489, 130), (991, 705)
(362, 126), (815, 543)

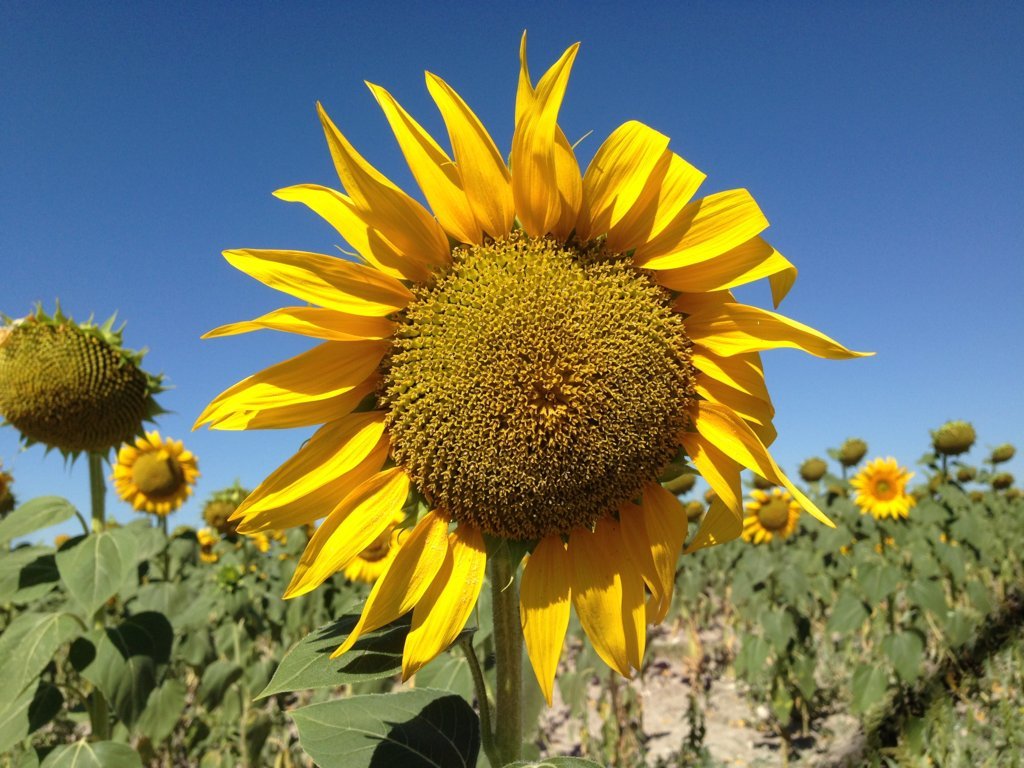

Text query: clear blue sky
(3, 2), (1022, 536)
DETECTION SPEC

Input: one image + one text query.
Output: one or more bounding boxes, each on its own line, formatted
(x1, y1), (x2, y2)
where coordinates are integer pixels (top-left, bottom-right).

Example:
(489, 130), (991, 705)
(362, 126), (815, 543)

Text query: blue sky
(2, 2), (1022, 536)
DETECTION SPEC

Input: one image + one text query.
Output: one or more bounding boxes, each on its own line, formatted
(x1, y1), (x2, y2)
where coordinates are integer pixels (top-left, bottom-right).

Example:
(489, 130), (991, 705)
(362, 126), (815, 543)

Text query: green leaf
(260, 612), (472, 698)
(134, 678), (185, 744)
(0, 547), (60, 603)
(0, 497), (77, 545)
(826, 590), (869, 635)
(935, 543), (966, 587)
(857, 561), (902, 604)
(28, 682), (64, 734)
(197, 659), (243, 709)
(734, 635), (770, 681)
(908, 579), (948, 618)
(882, 631), (925, 684)
(761, 608), (796, 652)
(966, 580), (993, 615)
(414, 652), (472, 701)
(131, 582), (212, 632)
(507, 760), (605, 767)
(0, 612), (82, 695)
(850, 663), (889, 714)
(292, 688), (480, 768)
(38, 740), (143, 768)
(0, 684), (36, 754)
(943, 610), (974, 648)
(122, 521), (167, 564)
(73, 612), (173, 727)
(56, 528), (139, 617)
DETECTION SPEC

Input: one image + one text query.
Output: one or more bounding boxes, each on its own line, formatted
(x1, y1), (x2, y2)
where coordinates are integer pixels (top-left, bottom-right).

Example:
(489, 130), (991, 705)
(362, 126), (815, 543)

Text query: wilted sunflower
(112, 432), (199, 516)
(851, 457), (915, 520)
(197, 37), (868, 702)
(742, 488), (801, 544)
(344, 513), (408, 584)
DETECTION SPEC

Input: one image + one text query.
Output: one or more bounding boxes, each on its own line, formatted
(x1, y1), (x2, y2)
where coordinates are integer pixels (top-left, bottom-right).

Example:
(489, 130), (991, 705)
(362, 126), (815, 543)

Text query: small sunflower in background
(0, 461), (15, 517)
(197, 527), (220, 563)
(344, 513), (408, 585)
(203, 481), (251, 538)
(112, 432), (199, 516)
(799, 457), (828, 483)
(851, 457), (915, 520)
(742, 488), (801, 544)
(197, 36), (869, 702)
(931, 420), (976, 457)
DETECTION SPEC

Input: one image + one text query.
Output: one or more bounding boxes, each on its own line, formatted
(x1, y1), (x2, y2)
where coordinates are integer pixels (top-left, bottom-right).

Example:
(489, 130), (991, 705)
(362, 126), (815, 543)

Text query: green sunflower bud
(662, 472), (696, 495)
(685, 500), (704, 521)
(955, 466), (977, 483)
(837, 438), (868, 468)
(752, 475), (776, 490)
(931, 420), (976, 457)
(0, 305), (163, 456)
(969, 490), (985, 503)
(990, 443), (1016, 464)
(799, 457), (828, 482)
(992, 472), (1014, 491)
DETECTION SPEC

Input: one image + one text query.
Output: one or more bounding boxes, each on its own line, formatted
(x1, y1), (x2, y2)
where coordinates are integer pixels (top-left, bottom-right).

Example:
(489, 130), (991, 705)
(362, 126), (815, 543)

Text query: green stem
(491, 546), (523, 766)
(88, 688), (111, 741)
(88, 452), (106, 533)
(458, 636), (497, 766)
(73, 509), (91, 537)
(160, 514), (170, 580)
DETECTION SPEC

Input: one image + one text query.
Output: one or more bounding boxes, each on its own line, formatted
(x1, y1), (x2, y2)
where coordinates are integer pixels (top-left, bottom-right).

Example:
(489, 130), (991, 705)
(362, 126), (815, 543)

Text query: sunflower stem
(491, 545), (522, 766)
(458, 635), (497, 766)
(88, 452), (106, 533)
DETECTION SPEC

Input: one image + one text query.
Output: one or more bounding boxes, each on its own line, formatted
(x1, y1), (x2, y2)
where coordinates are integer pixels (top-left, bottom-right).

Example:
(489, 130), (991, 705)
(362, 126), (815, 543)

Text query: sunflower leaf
(0, 496), (77, 546)
(55, 528), (139, 618)
(291, 688), (479, 768)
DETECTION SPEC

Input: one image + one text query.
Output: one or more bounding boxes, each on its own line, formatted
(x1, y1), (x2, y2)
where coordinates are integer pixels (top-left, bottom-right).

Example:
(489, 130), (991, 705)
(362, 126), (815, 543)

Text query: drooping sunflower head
(0, 461), (14, 517)
(835, 438), (868, 468)
(955, 465), (977, 483)
(931, 420), (976, 457)
(990, 443), (1016, 464)
(196, 36), (869, 701)
(850, 457), (915, 520)
(0, 305), (163, 457)
(742, 488), (801, 544)
(799, 457), (828, 483)
(112, 432), (199, 516)
(992, 472), (1014, 491)
(344, 512), (408, 585)
(203, 481), (251, 537)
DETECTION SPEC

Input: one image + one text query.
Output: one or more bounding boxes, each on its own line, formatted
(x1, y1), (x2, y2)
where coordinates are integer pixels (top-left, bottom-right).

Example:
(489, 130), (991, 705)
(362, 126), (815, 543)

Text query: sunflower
(197, 527), (220, 563)
(112, 431), (199, 516)
(741, 488), (801, 544)
(197, 36), (868, 703)
(0, 461), (14, 516)
(850, 457), (915, 520)
(344, 514), (408, 584)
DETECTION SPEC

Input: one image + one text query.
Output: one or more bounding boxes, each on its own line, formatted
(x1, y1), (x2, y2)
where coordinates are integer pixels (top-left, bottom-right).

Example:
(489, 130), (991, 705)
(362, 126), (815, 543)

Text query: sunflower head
(0, 461), (14, 517)
(197, 527), (220, 563)
(990, 443), (1016, 464)
(955, 466), (977, 483)
(969, 490), (986, 503)
(684, 500), (705, 522)
(799, 457), (828, 482)
(0, 305), (164, 457)
(850, 457), (915, 520)
(751, 474), (777, 491)
(112, 432), (199, 516)
(992, 472), (1014, 491)
(742, 488), (800, 543)
(203, 481), (251, 538)
(931, 420), (976, 457)
(662, 471), (697, 495)
(835, 438), (868, 468)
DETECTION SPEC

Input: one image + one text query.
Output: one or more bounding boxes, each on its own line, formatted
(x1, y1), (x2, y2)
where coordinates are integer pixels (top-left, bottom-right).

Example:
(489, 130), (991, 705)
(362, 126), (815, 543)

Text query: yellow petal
(637, 484), (689, 623)
(272, 184), (431, 283)
(578, 121), (670, 242)
(685, 301), (873, 359)
(691, 400), (834, 527)
(672, 289), (736, 316)
(367, 83), (480, 245)
(634, 189), (769, 270)
(680, 431), (743, 524)
(232, 412), (389, 533)
(695, 374), (777, 447)
(691, 347), (769, 401)
(569, 518), (645, 677)
(425, 74), (513, 240)
(618, 501), (661, 620)
(222, 248), (413, 316)
(651, 236), (797, 308)
(607, 151), (707, 253)
(403, 524), (487, 679)
(284, 468), (411, 599)
(686, 497), (743, 553)
(520, 535), (572, 705)
(511, 40), (580, 238)
(317, 103), (450, 268)
(331, 511), (451, 659)
(203, 306), (396, 342)
(206, 377), (377, 431)
(194, 341), (387, 430)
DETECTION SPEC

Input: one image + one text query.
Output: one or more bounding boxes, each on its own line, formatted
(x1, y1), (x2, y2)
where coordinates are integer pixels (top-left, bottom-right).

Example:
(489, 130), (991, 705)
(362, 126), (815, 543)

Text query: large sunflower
(197, 37), (868, 703)
(112, 431), (199, 516)
(851, 457), (915, 520)
(742, 487), (801, 544)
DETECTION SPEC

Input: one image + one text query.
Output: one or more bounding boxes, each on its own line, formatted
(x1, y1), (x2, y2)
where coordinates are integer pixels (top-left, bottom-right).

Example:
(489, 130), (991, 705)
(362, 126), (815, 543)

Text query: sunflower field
(2, 34), (1023, 768)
